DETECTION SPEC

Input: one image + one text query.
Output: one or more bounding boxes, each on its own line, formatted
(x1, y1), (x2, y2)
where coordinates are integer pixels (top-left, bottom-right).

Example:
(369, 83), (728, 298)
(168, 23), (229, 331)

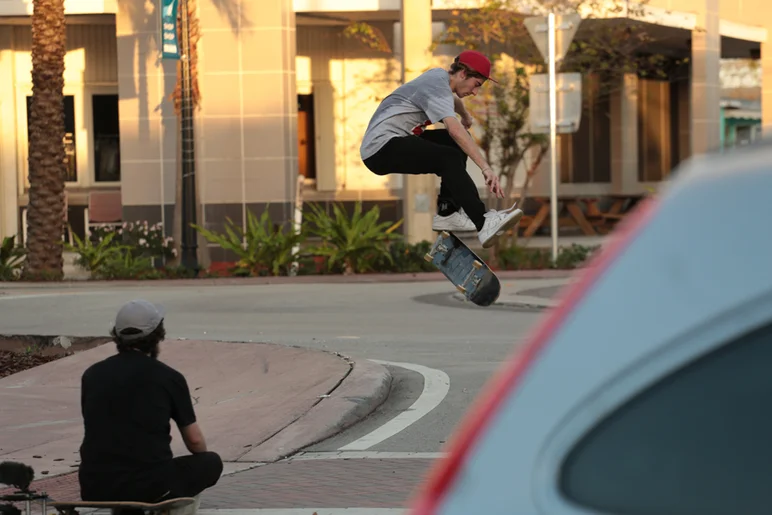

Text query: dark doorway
(298, 94), (316, 180)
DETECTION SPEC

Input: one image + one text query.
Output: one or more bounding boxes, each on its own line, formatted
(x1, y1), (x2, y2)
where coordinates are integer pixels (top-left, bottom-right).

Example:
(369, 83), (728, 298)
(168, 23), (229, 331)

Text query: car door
(409, 142), (772, 514)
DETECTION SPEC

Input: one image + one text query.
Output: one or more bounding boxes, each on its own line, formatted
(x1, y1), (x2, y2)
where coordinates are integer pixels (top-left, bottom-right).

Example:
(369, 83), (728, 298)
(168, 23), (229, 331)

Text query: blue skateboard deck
(425, 231), (500, 307)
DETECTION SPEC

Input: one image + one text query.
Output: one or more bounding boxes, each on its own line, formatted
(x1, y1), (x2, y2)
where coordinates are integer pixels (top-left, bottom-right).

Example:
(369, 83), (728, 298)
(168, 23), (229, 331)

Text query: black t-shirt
(78, 351), (196, 500)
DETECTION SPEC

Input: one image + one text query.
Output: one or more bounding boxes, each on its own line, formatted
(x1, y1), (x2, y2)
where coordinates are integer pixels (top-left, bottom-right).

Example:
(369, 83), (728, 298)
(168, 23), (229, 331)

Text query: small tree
(462, 60), (548, 256)
(344, 0), (683, 261)
(435, 0), (682, 259)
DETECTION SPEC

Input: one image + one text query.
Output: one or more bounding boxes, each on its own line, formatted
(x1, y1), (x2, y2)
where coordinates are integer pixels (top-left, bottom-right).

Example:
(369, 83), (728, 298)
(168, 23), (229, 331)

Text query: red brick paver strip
(0, 471), (80, 507)
(1, 459), (434, 510)
(201, 458), (434, 509)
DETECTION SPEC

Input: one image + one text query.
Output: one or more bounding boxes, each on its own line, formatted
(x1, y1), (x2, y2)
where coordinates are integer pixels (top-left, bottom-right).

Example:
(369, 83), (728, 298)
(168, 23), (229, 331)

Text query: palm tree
(22, 0), (66, 280)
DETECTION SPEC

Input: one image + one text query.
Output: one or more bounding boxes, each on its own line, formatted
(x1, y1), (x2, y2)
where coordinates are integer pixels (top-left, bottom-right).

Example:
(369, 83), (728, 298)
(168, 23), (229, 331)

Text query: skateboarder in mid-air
(360, 50), (523, 248)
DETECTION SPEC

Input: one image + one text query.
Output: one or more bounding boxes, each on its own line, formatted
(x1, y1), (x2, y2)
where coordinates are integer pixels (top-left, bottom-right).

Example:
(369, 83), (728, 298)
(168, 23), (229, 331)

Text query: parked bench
(85, 190), (123, 236)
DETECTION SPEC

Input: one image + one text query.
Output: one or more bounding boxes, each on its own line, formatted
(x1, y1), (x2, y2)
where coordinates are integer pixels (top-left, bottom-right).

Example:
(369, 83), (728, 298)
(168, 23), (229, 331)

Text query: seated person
(78, 299), (222, 508)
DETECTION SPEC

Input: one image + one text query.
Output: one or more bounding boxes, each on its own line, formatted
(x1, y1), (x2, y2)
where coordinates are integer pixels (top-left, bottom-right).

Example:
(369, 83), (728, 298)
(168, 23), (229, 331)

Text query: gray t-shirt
(360, 67), (456, 160)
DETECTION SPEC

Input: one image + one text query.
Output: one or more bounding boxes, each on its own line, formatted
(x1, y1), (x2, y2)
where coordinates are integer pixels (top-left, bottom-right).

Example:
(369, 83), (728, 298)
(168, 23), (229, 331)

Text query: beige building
(0, 0), (769, 258)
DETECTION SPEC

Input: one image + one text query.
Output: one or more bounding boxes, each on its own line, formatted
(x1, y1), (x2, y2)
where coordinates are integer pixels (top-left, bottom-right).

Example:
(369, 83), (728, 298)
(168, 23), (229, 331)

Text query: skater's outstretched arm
(443, 116), (503, 198)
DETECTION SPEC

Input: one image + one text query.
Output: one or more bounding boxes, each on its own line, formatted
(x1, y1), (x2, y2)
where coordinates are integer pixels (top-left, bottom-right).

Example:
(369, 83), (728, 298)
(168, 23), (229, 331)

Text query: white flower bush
(90, 221), (176, 261)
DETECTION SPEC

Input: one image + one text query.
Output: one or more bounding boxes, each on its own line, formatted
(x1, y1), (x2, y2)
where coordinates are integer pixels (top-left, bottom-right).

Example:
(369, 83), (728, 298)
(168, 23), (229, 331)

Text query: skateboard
(50, 497), (195, 515)
(424, 231), (501, 307)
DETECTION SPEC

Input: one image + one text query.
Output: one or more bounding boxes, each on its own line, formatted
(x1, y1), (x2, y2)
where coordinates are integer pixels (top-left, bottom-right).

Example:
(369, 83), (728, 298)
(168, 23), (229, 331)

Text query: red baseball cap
(457, 50), (497, 83)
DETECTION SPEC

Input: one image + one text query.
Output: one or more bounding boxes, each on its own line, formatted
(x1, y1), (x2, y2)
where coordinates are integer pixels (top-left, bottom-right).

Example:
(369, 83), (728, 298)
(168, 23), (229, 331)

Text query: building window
(637, 79), (675, 182)
(92, 94), (120, 182)
(26, 95), (76, 182)
(559, 75), (611, 184)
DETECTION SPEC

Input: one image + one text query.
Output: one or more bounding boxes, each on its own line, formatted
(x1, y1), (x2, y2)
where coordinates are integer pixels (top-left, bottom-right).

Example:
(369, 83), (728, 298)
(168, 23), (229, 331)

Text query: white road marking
(338, 360), (450, 451)
(289, 451), (446, 460)
(199, 510), (404, 515)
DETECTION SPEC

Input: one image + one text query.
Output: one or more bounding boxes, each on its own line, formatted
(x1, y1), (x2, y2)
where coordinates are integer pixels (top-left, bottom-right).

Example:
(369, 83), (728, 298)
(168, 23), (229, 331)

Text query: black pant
(161, 452), (223, 500)
(80, 452), (223, 503)
(363, 129), (486, 230)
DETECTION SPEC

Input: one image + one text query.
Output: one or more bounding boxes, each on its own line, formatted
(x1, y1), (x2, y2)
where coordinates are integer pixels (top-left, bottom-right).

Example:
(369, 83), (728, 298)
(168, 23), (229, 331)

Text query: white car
(409, 141), (772, 514)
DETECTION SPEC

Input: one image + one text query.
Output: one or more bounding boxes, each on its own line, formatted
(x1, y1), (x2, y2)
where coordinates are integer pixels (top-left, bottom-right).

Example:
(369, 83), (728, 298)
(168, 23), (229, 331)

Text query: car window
(559, 319), (772, 515)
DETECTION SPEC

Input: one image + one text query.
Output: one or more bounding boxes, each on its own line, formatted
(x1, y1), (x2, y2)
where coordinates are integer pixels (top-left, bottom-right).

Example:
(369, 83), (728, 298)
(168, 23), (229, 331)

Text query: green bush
(64, 230), (127, 273)
(67, 222), (177, 280)
(0, 235), (26, 281)
(192, 207), (305, 277)
(554, 244), (600, 269)
(372, 240), (436, 273)
(304, 201), (403, 275)
(93, 249), (157, 280)
(90, 222), (176, 261)
(497, 243), (598, 270)
(497, 245), (552, 270)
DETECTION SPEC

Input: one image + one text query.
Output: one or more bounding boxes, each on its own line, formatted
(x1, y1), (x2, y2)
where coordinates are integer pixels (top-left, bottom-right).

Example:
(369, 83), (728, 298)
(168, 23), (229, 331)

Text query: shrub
(192, 208), (305, 277)
(0, 236), (26, 281)
(304, 202), (403, 275)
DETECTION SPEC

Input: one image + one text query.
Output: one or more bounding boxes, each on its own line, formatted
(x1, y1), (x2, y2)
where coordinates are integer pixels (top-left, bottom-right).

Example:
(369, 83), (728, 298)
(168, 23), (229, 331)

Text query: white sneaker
(477, 207), (524, 248)
(433, 208), (476, 232)
(169, 495), (200, 515)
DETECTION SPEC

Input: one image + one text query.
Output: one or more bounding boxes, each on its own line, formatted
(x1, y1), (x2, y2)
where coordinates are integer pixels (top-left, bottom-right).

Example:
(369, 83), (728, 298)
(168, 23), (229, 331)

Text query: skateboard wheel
(473, 260), (482, 269)
(441, 231), (450, 238)
(457, 285), (466, 294)
(424, 253), (433, 262)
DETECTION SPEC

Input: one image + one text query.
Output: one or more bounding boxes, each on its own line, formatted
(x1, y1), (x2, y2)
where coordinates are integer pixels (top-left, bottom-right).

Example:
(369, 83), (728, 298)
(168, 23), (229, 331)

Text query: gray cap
(114, 299), (165, 340)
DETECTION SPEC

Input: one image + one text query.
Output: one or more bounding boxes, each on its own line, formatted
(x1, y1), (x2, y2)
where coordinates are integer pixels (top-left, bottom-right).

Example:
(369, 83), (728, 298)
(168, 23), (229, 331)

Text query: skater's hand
(461, 113), (474, 130)
(483, 168), (504, 198)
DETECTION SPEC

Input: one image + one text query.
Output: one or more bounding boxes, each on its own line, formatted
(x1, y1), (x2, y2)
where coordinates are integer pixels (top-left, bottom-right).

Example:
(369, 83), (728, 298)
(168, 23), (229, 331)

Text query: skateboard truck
(457, 260), (483, 294)
(425, 231), (452, 263)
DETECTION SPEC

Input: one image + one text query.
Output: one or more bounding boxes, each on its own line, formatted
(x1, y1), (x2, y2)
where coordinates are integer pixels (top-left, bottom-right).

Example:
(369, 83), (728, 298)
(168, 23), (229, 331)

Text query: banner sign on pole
(528, 72), (583, 135)
(161, 0), (180, 60)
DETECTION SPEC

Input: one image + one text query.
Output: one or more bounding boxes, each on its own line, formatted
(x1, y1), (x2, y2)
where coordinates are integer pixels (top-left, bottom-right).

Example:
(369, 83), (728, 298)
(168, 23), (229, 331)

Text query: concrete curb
(0, 269), (576, 290)
(234, 359), (393, 463)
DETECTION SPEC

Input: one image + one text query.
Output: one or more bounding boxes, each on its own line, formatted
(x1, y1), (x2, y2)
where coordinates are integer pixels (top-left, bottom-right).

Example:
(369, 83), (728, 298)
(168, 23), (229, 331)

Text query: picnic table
(520, 194), (644, 237)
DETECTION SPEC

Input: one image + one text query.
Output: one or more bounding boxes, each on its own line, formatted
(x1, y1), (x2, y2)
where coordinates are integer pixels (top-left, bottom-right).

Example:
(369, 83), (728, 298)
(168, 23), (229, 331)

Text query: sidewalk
(0, 339), (391, 501)
(0, 268), (575, 291)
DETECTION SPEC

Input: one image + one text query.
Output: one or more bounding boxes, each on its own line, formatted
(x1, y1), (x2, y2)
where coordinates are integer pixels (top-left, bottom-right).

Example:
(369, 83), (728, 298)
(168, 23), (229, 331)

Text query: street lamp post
(179, 0), (198, 269)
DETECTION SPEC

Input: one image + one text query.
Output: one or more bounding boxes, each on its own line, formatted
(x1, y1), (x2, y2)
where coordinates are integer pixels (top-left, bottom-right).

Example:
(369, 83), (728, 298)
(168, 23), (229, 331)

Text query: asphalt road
(0, 280), (550, 453)
(0, 279), (556, 512)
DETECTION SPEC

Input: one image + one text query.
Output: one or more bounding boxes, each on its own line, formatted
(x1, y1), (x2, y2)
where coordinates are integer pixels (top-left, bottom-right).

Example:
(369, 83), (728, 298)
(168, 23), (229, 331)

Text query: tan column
(690, 0), (721, 155)
(116, 0), (297, 256)
(0, 27), (18, 241)
(115, 0), (178, 223)
(401, 0), (436, 244)
(197, 0), (297, 229)
(610, 74), (639, 194)
(762, 41), (772, 135)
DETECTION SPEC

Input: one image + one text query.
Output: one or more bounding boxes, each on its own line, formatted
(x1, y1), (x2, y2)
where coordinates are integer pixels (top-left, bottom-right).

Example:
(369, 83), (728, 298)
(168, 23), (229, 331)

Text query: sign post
(547, 13), (558, 263)
(160, 0), (198, 268)
(524, 13), (582, 263)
